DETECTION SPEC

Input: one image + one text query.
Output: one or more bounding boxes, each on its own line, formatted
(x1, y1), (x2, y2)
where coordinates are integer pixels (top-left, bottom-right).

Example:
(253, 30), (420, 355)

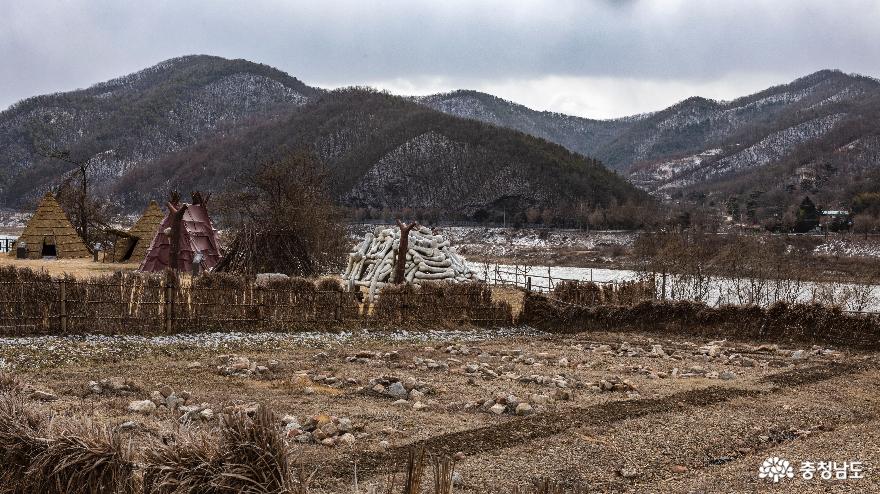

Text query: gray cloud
(2, 0), (879, 117)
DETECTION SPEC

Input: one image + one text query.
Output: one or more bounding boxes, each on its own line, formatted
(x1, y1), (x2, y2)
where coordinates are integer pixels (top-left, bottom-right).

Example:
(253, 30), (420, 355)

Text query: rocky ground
(4, 326), (878, 492)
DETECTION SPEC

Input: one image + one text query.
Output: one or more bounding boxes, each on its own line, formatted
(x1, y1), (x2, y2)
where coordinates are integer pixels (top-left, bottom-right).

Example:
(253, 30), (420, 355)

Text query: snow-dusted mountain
(0, 55), (320, 206)
(0, 56), (645, 218)
(421, 70), (880, 204)
(4, 55), (878, 216)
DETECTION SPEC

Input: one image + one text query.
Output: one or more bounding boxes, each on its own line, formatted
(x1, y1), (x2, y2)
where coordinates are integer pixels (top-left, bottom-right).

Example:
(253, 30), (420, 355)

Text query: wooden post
(526, 276), (532, 292)
(393, 219), (418, 284)
(59, 280), (67, 333)
(661, 270), (667, 301)
(164, 279), (174, 333)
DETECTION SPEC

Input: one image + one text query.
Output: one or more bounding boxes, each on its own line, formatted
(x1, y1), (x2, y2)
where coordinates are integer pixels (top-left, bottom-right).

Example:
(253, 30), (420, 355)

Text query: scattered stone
(412, 401), (429, 411)
(670, 465), (688, 474)
(489, 403), (507, 415)
(720, 371), (737, 381)
(186, 361), (203, 369)
(115, 421), (138, 433)
(452, 472), (464, 487)
(515, 403), (534, 416)
(30, 390), (57, 402)
(387, 381), (408, 400)
(216, 355), (274, 378)
(618, 467), (639, 479)
(128, 400), (157, 415)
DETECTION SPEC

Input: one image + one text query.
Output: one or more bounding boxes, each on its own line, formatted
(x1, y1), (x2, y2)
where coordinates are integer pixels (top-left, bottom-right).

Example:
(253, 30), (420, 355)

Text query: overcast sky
(3, 0), (879, 118)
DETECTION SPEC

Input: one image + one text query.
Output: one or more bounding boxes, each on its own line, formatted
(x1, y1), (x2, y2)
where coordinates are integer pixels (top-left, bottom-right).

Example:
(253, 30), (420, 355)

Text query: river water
(468, 261), (880, 313)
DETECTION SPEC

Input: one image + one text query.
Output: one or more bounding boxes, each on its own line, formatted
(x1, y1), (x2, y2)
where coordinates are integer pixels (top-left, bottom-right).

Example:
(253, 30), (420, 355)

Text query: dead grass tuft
(0, 393), (49, 494)
(24, 421), (135, 494)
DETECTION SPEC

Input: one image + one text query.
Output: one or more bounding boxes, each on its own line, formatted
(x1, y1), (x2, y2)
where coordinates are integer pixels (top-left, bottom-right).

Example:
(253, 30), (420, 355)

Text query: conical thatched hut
(112, 200), (164, 263)
(13, 192), (90, 259)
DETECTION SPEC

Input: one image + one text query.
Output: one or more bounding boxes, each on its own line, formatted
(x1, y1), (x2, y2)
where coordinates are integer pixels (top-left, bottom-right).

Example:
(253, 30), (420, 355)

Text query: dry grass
(25, 422), (136, 494)
(491, 285), (526, 317)
(0, 393), (48, 494)
(0, 256), (139, 279)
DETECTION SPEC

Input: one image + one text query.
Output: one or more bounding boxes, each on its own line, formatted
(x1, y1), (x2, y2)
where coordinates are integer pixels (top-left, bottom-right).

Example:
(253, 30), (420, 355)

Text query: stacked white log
(343, 226), (477, 301)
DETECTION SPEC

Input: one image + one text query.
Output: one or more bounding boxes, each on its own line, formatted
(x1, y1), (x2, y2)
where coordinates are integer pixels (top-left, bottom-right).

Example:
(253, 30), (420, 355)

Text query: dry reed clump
(142, 436), (222, 494)
(24, 421), (136, 494)
(0, 393), (49, 494)
(214, 405), (293, 493)
(144, 405), (296, 494)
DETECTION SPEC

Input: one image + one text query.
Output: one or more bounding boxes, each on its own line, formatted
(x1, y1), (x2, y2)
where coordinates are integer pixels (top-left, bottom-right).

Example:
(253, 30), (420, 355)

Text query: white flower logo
(759, 457), (794, 482)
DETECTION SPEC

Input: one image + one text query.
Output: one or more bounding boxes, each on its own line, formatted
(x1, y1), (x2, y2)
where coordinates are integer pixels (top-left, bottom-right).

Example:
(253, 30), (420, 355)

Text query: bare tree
(215, 151), (347, 277)
(40, 149), (112, 251)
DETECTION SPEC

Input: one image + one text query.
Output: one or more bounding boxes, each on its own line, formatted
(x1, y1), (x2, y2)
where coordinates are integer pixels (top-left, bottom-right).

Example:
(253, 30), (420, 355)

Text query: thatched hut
(12, 192), (90, 259)
(111, 200), (164, 263)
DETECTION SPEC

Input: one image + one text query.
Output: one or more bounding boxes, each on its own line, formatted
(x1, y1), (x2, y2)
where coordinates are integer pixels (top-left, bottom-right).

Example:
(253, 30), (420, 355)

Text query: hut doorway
(40, 240), (57, 257)
(118, 238), (138, 262)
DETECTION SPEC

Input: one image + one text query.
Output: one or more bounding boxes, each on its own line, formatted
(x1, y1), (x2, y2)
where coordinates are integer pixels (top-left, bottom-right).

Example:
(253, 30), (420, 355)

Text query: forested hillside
(114, 88), (648, 221)
(0, 55), (647, 224)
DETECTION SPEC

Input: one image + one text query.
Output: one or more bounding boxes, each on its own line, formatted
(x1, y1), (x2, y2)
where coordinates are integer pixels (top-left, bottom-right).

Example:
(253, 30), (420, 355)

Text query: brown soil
(7, 327), (878, 493)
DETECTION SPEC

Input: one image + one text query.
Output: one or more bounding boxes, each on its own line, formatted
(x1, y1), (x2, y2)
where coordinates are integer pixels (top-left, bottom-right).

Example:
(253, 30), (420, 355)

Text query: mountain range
(2, 55), (879, 221)
(421, 70), (880, 212)
(0, 55), (644, 222)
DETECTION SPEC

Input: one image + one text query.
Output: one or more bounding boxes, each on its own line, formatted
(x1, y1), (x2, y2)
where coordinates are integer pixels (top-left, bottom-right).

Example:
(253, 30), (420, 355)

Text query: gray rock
(150, 390), (165, 406)
(489, 403), (506, 415)
(127, 400), (157, 414)
(338, 432), (356, 446)
(386, 382), (408, 400)
(87, 381), (103, 395)
(515, 403), (534, 416)
(115, 421), (138, 432)
(30, 390), (57, 402)
(619, 467), (639, 479)
(337, 417), (352, 432)
(452, 472), (464, 487)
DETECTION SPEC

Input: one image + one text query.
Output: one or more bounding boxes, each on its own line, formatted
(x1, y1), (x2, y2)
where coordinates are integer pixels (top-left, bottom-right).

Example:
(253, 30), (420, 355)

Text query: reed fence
(0, 267), (512, 336)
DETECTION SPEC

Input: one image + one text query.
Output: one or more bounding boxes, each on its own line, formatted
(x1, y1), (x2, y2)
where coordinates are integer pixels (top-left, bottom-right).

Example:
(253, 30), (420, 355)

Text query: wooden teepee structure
(140, 192), (222, 273)
(13, 192), (90, 259)
(111, 200), (164, 263)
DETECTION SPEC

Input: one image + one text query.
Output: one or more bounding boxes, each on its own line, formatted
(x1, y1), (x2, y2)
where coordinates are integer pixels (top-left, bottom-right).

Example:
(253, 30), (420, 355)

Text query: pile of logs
(343, 224), (477, 300)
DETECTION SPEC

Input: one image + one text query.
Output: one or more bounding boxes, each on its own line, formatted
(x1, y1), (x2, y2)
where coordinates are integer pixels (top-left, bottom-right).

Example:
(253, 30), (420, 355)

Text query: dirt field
(5, 326), (878, 493)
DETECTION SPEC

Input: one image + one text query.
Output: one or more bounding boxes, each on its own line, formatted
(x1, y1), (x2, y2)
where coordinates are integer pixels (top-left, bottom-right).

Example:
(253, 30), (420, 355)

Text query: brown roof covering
(13, 192), (90, 259)
(139, 202), (222, 273)
(112, 200), (164, 263)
